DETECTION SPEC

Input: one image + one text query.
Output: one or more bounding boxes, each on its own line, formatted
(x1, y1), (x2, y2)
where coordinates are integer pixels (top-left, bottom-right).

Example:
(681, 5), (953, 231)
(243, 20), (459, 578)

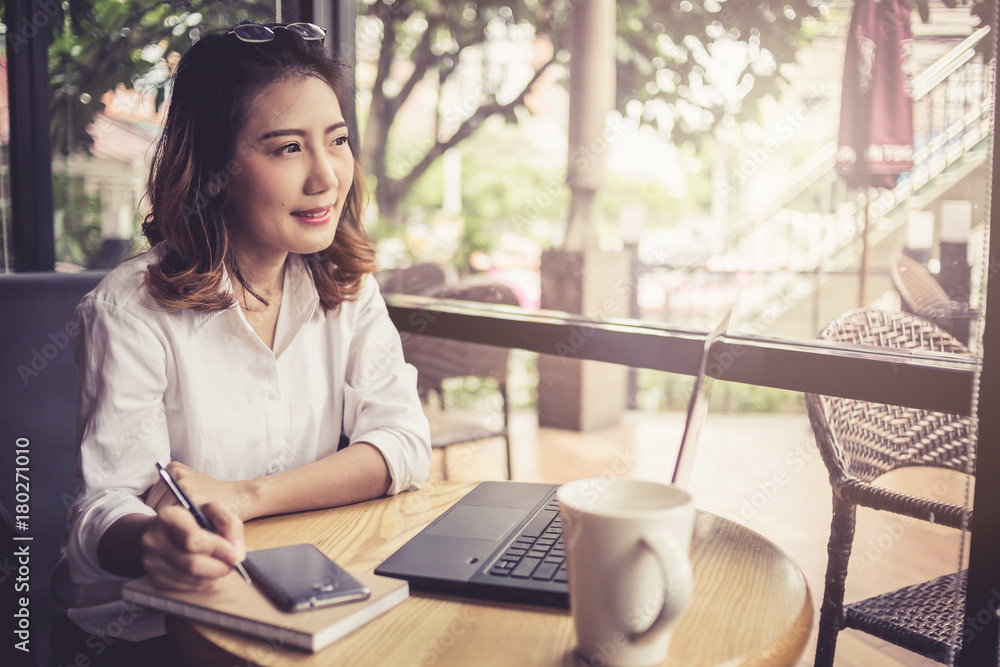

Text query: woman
(51, 22), (431, 661)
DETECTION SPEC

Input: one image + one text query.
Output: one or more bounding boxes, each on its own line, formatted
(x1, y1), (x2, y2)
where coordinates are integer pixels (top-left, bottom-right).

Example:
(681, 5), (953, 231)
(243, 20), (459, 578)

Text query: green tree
(52, 173), (102, 267)
(359, 0), (825, 225)
(42, 0), (827, 229)
(48, 0), (271, 156)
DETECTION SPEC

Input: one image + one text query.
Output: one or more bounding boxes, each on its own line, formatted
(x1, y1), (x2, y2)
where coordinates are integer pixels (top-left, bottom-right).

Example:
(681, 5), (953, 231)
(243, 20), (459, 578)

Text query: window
(355, 1), (994, 663)
(46, 1), (279, 271)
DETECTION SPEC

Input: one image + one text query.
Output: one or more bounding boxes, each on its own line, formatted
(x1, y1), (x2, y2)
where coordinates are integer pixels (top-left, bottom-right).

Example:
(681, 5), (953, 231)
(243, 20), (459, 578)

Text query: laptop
(374, 310), (732, 608)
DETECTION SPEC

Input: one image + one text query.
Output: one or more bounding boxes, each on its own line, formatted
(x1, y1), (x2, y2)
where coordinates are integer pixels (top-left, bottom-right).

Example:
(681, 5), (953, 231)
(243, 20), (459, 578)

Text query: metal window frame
(304, 0), (358, 159)
(5, 0), (55, 271)
(960, 43), (1000, 664)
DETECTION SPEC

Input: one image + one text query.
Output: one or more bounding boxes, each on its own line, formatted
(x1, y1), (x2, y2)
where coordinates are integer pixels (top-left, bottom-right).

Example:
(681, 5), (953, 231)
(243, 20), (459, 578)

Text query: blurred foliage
(45, 0), (272, 156)
(441, 353), (802, 414)
(713, 380), (805, 413)
(368, 117), (569, 268)
(613, 0), (822, 137)
(636, 369), (804, 413)
(371, 114), (718, 269)
(593, 167), (712, 230)
(52, 173), (102, 267)
(359, 0), (826, 224)
(452, 120), (567, 267)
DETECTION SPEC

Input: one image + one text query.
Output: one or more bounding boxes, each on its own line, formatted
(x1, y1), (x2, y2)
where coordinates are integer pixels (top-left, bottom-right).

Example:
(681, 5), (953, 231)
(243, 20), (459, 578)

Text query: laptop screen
(670, 308), (731, 487)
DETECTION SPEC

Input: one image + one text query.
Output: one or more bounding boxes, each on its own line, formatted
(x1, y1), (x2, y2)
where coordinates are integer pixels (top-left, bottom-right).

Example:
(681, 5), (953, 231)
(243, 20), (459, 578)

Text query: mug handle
(613, 536), (694, 643)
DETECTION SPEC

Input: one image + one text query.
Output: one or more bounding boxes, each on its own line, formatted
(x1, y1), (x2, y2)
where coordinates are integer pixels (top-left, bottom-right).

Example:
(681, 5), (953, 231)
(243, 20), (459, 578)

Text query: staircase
(656, 15), (992, 339)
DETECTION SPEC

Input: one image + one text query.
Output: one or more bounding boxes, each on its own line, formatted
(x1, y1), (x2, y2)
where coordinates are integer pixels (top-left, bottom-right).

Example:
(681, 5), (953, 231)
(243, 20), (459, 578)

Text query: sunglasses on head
(229, 22), (326, 43)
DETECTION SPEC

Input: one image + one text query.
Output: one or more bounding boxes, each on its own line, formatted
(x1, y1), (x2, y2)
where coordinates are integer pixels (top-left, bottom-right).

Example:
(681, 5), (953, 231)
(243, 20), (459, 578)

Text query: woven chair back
(809, 309), (976, 483)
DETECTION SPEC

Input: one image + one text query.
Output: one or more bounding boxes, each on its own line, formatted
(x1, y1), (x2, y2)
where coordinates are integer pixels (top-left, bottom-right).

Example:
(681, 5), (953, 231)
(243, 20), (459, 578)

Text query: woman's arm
(96, 514), (155, 578)
(245, 442), (391, 519)
(151, 442), (391, 522)
(66, 293), (175, 584)
(340, 279), (432, 493)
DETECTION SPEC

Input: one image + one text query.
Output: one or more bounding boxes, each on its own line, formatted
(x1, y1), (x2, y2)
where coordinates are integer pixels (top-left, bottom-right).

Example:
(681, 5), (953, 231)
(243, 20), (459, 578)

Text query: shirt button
(268, 462), (280, 473)
(267, 391), (279, 402)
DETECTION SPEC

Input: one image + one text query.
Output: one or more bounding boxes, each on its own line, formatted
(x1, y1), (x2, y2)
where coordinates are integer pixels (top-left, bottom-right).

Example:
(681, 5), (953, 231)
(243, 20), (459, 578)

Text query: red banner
(836, 0), (915, 189)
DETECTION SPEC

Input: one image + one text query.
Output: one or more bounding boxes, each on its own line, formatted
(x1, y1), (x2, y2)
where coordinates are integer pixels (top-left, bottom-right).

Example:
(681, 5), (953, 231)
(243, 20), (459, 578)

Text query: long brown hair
(142, 24), (376, 312)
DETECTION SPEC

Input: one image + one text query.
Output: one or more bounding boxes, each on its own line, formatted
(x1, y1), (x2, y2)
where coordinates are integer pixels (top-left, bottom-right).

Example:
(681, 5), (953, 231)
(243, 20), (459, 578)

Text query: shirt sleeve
(66, 297), (170, 584)
(342, 280), (431, 494)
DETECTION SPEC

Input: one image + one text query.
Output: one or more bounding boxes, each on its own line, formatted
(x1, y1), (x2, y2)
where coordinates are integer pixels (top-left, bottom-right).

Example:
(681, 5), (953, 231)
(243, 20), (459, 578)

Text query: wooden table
(169, 481), (812, 666)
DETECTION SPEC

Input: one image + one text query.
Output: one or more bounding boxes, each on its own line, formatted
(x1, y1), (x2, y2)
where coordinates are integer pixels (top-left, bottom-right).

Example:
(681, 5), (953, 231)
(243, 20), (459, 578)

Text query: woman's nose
(306, 152), (338, 194)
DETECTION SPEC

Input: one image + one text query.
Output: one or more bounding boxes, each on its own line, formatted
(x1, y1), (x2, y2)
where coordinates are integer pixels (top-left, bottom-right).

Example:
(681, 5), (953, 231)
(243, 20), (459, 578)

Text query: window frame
(5, 0), (55, 272)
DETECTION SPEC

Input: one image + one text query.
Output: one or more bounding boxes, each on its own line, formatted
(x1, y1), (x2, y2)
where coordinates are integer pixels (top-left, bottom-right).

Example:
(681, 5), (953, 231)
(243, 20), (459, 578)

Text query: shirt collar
(190, 254), (323, 333)
(285, 254), (324, 326)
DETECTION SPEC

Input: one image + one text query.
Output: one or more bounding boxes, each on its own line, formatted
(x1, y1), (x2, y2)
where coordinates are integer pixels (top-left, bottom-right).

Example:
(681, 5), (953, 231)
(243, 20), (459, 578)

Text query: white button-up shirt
(55, 246), (431, 639)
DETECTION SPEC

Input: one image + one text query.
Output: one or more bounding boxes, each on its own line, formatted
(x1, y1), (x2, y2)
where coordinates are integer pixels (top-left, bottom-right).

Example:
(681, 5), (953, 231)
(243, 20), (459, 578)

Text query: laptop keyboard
(487, 497), (568, 584)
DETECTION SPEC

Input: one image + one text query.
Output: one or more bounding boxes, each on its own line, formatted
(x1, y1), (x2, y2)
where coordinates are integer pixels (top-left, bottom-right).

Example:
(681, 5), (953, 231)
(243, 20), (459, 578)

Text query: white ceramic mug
(557, 478), (695, 667)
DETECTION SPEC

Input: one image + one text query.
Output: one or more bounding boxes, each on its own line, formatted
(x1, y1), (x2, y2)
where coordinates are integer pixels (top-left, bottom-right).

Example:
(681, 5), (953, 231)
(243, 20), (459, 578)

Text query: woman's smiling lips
(291, 206), (333, 225)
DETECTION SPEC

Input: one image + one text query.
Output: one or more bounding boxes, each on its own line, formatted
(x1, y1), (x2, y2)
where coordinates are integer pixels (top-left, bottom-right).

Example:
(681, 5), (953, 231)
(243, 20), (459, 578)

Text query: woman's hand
(144, 461), (257, 521)
(140, 503), (246, 591)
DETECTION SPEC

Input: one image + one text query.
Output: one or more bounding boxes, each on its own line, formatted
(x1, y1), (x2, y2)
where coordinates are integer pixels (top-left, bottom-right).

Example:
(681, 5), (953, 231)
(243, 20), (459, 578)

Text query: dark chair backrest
(402, 280), (520, 397)
(891, 254), (955, 313)
(377, 262), (449, 296)
(0, 270), (106, 664)
(890, 254), (975, 342)
(805, 308), (976, 483)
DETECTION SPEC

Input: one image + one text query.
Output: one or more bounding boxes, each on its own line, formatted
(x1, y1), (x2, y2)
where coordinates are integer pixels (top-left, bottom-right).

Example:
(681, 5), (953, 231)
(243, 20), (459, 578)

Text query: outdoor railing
(383, 292), (979, 416)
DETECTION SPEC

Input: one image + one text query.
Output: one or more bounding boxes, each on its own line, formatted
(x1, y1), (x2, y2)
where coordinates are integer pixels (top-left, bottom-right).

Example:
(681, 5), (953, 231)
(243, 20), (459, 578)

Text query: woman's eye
(277, 143), (301, 155)
(332, 135), (349, 147)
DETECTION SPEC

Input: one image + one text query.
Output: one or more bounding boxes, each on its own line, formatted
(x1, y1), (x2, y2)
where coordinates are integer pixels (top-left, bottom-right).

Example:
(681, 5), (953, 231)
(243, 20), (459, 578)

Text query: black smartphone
(243, 544), (371, 612)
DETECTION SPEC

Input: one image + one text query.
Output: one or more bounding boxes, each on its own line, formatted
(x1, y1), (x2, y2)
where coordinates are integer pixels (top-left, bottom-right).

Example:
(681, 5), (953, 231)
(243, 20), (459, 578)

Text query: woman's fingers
(165, 460), (192, 481)
(202, 502), (246, 564)
(141, 506), (238, 590)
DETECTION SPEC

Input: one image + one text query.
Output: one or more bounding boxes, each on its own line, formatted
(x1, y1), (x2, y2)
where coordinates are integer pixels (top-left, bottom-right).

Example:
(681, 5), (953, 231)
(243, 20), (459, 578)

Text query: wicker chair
(890, 254), (977, 344)
(402, 280), (520, 479)
(806, 309), (976, 666)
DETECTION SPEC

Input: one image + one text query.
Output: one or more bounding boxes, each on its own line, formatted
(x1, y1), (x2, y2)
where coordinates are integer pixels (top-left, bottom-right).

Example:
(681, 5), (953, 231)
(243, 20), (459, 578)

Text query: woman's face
(226, 75), (355, 272)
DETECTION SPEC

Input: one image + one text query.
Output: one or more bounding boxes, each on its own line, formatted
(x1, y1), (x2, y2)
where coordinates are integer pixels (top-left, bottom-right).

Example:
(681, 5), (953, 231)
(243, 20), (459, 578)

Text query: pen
(154, 462), (252, 585)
